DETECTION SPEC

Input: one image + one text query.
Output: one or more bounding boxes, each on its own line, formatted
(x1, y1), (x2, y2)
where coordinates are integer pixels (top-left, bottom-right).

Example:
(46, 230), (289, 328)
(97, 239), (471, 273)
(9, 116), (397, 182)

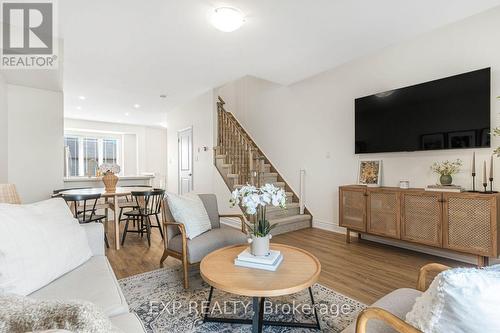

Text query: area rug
(119, 267), (366, 333)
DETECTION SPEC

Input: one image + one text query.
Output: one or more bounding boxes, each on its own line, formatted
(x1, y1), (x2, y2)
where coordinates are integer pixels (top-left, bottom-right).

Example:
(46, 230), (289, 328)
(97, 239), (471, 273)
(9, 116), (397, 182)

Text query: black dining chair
(62, 193), (110, 248)
(121, 189), (165, 247)
(116, 185), (153, 223)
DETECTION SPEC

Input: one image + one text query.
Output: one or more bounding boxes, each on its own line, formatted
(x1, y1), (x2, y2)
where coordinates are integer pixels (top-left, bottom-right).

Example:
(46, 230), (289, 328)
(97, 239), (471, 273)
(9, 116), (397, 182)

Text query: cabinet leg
(358, 233), (362, 240)
(346, 229), (351, 244)
(477, 256), (489, 267)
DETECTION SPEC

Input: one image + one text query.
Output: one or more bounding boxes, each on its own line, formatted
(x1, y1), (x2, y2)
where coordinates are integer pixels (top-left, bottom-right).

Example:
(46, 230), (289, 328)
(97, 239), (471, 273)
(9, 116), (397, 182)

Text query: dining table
(58, 186), (154, 250)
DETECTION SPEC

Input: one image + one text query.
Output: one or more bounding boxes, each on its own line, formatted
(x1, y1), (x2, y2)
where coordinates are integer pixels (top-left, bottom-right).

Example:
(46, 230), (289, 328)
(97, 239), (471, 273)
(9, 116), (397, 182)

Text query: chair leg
(145, 216), (152, 247)
(118, 207), (123, 223)
(104, 233), (110, 248)
(121, 217), (130, 246)
(160, 250), (169, 268)
(182, 257), (189, 289)
(155, 214), (164, 239)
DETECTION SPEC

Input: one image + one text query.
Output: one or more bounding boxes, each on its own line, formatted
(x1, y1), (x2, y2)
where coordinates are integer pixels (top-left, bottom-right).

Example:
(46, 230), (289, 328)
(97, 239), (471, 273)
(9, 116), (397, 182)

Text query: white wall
(166, 90), (240, 214)
(0, 76), (7, 183)
(64, 118), (167, 184)
(7, 85), (64, 203)
(216, 7), (500, 234)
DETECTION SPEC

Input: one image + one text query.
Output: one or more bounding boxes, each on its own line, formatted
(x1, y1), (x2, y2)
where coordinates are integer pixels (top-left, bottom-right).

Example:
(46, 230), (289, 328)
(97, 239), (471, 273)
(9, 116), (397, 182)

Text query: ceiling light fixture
(125, 112), (130, 116)
(78, 96), (86, 100)
(210, 7), (245, 32)
(133, 104), (141, 109)
(76, 106), (82, 110)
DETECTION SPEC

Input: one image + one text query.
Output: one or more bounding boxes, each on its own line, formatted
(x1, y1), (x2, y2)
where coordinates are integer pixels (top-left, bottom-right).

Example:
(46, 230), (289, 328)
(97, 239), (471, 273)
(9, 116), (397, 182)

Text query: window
(64, 136), (79, 177)
(64, 134), (121, 177)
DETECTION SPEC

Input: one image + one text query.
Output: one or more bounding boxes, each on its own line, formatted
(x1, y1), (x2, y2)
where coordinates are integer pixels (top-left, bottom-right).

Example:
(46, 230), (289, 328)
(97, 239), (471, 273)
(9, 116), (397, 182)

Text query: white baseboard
(312, 218), (499, 265)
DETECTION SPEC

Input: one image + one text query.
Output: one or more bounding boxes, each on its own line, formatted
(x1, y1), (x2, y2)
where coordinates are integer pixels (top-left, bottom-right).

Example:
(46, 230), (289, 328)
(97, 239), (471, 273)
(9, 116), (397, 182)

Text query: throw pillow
(0, 294), (119, 333)
(166, 192), (212, 239)
(0, 198), (92, 296)
(405, 266), (500, 332)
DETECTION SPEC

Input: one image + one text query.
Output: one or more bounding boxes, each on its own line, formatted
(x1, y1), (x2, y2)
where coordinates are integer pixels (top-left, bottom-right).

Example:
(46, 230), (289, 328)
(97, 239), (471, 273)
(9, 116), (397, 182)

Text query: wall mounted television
(355, 68), (491, 154)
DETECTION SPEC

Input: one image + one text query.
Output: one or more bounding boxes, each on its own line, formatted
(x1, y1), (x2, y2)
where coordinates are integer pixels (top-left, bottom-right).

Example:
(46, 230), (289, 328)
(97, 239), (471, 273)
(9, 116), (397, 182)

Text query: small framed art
(358, 160), (382, 187)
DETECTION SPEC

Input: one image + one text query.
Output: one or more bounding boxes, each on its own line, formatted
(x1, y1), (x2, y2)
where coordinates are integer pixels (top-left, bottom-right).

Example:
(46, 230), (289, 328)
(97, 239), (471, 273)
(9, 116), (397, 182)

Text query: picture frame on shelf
(358, 160), (382, 187)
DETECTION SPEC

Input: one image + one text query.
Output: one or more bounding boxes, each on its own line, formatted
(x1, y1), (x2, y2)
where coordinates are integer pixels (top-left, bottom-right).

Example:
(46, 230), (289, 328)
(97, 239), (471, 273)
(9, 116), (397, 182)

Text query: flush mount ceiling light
(210, 7), (245, 32)
(78, 96), (86, 100)
(133, 104), (141, 109)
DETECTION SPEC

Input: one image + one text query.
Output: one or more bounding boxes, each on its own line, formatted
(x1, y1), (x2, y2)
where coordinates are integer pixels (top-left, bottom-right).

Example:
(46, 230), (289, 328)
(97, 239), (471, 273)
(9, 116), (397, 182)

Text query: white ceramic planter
(248, 234), (272, 256)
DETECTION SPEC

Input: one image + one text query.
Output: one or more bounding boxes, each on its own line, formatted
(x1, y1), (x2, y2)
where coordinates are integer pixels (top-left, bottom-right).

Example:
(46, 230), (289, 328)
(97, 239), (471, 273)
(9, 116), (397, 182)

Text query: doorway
(178, 127), (193, 194)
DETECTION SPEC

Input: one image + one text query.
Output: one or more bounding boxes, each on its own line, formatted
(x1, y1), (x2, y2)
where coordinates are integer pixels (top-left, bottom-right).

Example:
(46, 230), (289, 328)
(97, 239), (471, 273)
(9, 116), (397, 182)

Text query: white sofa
(27, 223), (145, 333)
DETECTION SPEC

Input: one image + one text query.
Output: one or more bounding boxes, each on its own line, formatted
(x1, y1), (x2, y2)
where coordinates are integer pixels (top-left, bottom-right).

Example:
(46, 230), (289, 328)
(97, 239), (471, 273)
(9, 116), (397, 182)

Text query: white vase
(248, 234), (272, 256)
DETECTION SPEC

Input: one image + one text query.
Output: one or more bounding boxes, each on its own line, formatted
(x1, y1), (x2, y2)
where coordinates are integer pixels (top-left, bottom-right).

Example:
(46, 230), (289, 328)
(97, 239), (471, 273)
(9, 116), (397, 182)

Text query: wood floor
(106, 225), (467, 304)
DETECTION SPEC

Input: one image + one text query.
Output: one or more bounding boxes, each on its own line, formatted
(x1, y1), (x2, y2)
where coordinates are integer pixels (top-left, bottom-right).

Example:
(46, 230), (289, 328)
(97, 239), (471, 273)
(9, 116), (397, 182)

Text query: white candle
(472, 152), (476, 174)
(490, 155), (494, 180)
(483, 161), (487, 184)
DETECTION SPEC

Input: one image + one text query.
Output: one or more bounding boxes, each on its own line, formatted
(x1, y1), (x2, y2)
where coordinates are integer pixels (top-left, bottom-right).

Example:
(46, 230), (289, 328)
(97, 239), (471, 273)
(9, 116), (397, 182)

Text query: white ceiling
(56, 0), (500, 126)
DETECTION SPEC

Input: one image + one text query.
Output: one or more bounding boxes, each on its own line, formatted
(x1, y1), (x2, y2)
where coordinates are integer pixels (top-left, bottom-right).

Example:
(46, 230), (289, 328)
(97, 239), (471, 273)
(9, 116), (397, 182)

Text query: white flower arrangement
(99, 163), (121, 175)
(230, 183), (286, 237)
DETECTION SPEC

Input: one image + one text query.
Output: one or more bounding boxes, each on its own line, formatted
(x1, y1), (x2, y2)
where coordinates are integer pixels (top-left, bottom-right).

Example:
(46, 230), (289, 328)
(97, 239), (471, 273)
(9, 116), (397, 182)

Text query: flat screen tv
(355, 68), (491, 154)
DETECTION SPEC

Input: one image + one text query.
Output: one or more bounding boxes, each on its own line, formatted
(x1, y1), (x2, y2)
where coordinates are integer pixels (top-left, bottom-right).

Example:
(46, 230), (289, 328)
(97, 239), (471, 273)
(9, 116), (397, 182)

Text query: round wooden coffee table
(200, 243), (322, 333)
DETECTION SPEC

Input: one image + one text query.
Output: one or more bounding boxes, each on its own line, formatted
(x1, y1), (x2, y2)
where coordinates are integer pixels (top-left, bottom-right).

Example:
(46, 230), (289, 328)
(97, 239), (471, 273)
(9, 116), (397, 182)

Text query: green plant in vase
(430, 159), (463, 185)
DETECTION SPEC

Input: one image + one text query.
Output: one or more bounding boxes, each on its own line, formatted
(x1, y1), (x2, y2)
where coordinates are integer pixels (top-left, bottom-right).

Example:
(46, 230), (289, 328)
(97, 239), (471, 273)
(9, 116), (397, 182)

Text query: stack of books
(234, 248), (283, 271)
(425, 184), (464, 193)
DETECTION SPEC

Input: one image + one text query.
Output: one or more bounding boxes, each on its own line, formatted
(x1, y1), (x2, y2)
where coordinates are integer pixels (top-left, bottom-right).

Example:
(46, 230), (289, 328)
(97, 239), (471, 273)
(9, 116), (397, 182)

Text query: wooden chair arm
(416, 263), (451, 291)
(219, 214), (247, 233)
(356, 307), (421, 333)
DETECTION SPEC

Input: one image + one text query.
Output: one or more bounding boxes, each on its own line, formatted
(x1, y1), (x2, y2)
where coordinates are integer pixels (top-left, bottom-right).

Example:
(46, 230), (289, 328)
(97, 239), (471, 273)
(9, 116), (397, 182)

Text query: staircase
(214, 96), (312, 235)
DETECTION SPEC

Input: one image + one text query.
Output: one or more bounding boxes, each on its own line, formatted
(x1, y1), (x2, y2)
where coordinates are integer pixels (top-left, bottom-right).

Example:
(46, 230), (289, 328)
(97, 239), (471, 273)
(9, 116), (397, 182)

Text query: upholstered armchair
(159, 193), (248, 288)
(342, 263), (451, 333)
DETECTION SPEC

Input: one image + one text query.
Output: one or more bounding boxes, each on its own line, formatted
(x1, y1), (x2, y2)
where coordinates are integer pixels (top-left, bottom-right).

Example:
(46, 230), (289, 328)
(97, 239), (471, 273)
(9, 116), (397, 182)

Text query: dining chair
(62, 193), (110, 248)
(0, 184), (21, 204)
(121, 189), (165, 247)
(116, 185), (153, 223)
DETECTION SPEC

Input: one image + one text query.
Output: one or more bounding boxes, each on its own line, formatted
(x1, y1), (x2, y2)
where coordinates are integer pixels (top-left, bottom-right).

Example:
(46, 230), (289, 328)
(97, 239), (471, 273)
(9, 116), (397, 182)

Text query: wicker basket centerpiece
(99, 163), (121, 192)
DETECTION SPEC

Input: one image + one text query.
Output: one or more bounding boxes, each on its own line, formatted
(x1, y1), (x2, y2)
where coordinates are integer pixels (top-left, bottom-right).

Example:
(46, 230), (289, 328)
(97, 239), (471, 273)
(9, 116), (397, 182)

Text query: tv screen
(355, 68), (491, 154)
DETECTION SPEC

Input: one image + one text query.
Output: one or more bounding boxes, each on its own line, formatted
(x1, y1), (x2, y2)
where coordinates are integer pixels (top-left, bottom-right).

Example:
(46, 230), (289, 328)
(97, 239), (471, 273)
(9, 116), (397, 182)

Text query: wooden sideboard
(339, 185), (500, 266)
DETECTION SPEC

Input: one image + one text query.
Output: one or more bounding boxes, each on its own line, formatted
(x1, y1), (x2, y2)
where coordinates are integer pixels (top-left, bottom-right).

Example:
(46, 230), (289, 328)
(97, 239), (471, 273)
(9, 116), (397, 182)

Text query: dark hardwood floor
(106, 225), (466, 304)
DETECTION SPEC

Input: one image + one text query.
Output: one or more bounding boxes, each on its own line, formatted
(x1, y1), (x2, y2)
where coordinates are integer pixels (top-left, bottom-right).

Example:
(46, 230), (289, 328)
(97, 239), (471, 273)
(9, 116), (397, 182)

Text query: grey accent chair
(342, 263), (451, 333)
(159, 193), (248, 288)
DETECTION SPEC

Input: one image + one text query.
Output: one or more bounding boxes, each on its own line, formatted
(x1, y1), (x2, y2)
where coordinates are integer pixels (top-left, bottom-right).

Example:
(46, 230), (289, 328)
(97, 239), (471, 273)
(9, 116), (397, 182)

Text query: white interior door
(178, 127), (193, 194)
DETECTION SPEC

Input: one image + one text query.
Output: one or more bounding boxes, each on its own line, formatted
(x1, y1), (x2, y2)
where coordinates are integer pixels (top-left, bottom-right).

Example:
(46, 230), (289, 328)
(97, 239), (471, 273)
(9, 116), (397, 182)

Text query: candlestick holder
(483, 182), (488, 193)
(469, 172), (478, 192)
(487, 178), (498, 194)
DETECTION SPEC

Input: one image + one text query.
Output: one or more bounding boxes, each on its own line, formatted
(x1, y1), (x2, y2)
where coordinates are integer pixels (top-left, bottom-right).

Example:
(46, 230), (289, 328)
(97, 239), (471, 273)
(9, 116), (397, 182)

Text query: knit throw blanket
(0, 294), (119, 333)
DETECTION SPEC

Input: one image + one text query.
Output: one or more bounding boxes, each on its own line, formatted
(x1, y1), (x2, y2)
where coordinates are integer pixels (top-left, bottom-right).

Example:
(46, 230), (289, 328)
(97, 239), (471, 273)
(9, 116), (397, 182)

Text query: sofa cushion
(0, 198), (92, 296)
(168, 227), (247, 263)
(342, 288), (422, 333)
(198, 194), (221, 229)
(406, 266), (500, 333)
(29, 256), (129, 318)
(166, 192), (212, 239)
(110, 313), (146, 333)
